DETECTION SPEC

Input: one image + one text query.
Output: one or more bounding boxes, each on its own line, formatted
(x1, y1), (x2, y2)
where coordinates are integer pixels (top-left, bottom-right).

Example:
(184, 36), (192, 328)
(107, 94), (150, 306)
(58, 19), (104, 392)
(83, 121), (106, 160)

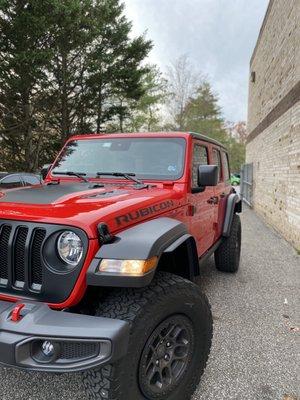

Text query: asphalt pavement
(0, 206), (299, 400)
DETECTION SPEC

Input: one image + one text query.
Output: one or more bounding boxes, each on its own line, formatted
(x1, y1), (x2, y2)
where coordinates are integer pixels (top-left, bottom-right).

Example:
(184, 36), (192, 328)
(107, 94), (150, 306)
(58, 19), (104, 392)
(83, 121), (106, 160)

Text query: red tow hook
(11, 303), (26, 322)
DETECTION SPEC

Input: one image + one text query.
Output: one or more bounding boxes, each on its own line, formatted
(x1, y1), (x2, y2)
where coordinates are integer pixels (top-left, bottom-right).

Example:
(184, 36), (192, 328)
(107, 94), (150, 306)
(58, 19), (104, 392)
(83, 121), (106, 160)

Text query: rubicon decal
(115, 200), (174, 226)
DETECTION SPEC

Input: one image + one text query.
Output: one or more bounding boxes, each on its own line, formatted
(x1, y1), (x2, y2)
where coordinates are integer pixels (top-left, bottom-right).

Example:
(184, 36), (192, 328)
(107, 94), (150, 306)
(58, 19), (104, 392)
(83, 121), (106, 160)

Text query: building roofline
(250, 0), (275, 66)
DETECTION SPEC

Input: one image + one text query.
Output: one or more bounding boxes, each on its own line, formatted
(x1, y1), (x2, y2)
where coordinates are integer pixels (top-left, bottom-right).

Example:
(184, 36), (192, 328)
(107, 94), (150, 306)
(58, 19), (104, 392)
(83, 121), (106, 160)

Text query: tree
(125, 65), (167, 132)
(81, 0), (152, 133)
(182, 80), (246, 172)
(0, 0), (152, 171)
(232, 121), (248, 144)
(0, 0), (55, 171)
(183, 81), (228, 142)
(166, 55), (202, 130)
(227, 137), (245, 173)
(165, 54), (246, 172)
(47, 0), (97, 143)
(48, 0), (152, 138)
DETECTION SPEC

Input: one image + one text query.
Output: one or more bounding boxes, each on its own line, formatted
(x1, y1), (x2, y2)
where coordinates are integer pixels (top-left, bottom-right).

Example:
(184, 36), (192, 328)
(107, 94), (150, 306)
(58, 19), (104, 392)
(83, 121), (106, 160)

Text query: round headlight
(57, 231), (83, 266)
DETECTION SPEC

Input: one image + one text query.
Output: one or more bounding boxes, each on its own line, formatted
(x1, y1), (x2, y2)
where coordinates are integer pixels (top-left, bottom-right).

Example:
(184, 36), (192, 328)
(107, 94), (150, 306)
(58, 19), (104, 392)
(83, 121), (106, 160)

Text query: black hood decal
(0, 183), (114, 205)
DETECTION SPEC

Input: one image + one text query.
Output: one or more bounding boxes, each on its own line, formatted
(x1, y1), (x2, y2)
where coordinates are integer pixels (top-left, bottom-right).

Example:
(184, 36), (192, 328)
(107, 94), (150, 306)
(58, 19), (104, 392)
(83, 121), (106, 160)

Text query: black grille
(31, 229), (46, 286)
(0, 225), (11, 282)
(0, 219), (87, 304)
(60, 342), (99, 360)
(14, 227), (28, 284)
(0, 222), (46, 292)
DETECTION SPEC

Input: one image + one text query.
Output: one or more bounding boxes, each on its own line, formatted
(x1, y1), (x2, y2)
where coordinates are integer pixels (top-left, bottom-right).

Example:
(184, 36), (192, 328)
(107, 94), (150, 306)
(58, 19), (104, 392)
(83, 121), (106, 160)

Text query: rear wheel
(82, 272), (213, 400)
(215, 213), (241, 273)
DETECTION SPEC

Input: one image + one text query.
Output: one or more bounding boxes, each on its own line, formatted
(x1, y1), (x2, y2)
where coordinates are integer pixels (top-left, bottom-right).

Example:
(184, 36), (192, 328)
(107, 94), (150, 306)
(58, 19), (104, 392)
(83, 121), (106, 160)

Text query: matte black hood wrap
(0, 184), (126, 205)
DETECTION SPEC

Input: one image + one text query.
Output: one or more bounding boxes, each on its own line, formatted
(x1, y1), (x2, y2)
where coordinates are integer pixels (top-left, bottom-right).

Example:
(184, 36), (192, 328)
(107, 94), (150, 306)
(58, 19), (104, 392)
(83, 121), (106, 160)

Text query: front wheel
(82, 272), (213, 400)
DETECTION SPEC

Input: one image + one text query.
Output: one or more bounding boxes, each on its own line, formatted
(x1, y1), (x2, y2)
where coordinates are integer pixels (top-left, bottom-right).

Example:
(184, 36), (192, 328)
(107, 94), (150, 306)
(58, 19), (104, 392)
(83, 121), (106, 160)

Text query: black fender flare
(87, 217), (198, 287)
(222, 193), (242, 237)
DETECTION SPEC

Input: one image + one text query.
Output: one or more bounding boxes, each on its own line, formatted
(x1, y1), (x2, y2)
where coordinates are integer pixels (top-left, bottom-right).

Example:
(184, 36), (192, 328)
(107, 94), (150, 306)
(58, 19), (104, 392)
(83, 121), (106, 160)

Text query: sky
(124, 0), (269, 123)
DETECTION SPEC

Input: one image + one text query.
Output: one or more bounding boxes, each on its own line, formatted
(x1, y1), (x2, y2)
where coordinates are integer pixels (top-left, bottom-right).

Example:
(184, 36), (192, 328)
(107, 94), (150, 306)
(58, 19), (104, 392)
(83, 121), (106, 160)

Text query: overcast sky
(124, 0), (269, 123)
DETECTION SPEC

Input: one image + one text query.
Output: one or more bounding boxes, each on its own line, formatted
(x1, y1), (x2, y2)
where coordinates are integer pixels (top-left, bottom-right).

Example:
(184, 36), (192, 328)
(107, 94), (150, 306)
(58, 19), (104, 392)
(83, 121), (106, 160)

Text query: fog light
(42, 341), (55, 357)
(31, 339), (60, 364)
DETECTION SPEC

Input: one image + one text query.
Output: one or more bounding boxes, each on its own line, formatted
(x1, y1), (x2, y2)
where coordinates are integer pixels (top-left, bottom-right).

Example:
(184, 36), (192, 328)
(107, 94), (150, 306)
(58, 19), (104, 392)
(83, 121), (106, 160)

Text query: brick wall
(248, 0), (299, 133)
(246, 0), (300, 249)
(246, 102), (300, 248)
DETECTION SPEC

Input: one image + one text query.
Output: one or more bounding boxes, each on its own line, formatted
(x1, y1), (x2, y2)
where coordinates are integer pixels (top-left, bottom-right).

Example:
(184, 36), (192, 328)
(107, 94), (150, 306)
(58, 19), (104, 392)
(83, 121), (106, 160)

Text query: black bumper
(0, 300), (130, 373)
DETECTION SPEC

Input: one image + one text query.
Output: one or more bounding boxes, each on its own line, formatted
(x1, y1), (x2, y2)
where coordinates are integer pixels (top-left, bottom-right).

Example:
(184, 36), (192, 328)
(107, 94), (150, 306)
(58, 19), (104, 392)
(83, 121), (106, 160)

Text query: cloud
(124, 0), (269, 122)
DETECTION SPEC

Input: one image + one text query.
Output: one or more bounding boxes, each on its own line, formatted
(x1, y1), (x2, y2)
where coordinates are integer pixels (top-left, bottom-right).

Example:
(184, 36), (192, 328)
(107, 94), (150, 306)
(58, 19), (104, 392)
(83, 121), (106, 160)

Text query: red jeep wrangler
(0, 132), (241, 400)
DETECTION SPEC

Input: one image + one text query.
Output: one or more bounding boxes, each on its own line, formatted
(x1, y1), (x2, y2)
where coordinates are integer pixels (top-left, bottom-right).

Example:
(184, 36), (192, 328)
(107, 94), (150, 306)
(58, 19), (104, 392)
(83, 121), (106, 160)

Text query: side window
(221, 152), (230, 182)
(0, 175), (23, 189)
(192, 144), (208, 187)
(212, 149), (222, 182)
(23, 175), (40, 186)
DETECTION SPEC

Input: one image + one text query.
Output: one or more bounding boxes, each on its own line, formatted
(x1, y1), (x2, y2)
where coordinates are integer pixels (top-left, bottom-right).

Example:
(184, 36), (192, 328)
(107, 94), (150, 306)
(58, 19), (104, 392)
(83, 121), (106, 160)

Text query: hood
(0, 183), (185, 238)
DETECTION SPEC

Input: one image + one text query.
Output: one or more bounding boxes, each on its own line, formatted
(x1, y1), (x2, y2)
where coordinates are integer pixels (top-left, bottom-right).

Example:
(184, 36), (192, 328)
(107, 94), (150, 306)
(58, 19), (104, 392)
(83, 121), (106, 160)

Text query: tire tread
(82, 272), (212, 400)
(215, 213), (241, 273)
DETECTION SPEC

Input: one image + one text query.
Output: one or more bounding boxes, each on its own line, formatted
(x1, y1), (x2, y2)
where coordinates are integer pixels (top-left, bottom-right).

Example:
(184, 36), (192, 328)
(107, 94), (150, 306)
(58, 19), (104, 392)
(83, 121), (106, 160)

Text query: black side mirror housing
(198, 165), (219, 187)
(41, 164), (52, 180)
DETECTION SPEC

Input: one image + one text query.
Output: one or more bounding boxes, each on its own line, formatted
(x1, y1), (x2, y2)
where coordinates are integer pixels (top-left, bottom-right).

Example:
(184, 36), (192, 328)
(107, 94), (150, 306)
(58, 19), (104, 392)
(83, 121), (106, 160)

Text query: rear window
(23, 175), (40, 185)
(192, 145), (208, 187)
(221, 152), (230, 182)
(0, 175), (22, 189)
(212, 149), (222, 182)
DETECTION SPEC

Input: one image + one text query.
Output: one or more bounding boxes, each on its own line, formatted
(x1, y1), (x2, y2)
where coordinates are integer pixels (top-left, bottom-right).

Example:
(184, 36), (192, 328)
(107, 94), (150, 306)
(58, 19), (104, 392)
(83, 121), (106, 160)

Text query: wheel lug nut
(166, 342), (171, 347)
(164, 354), (169, 361)
(156, 360), (159, 366)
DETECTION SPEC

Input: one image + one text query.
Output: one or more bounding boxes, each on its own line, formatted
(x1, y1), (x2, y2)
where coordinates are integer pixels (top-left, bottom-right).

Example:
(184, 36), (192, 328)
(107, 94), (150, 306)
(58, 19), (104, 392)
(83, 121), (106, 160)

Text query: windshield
(52, 137), (186, 180)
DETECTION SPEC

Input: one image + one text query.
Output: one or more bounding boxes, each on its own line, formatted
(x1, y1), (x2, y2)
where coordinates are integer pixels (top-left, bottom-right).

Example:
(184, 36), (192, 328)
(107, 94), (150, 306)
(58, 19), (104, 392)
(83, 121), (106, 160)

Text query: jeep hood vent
(80, 190), (128, 199)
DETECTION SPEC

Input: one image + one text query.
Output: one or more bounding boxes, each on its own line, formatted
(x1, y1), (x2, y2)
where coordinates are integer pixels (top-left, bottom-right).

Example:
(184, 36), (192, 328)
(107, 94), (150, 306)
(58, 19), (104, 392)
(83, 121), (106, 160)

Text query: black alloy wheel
(139, 315), (194, 399)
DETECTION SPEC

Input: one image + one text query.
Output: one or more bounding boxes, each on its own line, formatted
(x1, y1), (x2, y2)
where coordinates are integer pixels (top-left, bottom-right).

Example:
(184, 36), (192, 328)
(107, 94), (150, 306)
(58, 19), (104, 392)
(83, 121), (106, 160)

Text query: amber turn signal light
(98, 256), (158, 276)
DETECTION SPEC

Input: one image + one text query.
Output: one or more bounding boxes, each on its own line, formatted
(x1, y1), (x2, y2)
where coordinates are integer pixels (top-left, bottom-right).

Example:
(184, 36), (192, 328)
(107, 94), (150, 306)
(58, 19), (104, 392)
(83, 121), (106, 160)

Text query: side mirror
(41, 164), (52, 180)
(198, 165), (219, 187)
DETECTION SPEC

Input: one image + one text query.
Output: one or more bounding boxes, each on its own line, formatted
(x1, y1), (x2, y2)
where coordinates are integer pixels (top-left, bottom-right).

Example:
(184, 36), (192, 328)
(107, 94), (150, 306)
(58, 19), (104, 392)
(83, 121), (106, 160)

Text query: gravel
(0, 206), (299, 400)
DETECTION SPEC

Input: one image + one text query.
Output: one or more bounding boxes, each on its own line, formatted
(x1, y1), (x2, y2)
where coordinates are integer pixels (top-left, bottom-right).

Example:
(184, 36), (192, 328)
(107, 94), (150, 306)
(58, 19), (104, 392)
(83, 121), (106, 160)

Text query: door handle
(207, 196), (219, 205)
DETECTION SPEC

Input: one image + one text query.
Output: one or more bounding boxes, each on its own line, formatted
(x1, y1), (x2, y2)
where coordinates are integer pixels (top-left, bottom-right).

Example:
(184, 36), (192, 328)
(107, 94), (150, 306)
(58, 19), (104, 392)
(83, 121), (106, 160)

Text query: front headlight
(57, 231), (83, 266)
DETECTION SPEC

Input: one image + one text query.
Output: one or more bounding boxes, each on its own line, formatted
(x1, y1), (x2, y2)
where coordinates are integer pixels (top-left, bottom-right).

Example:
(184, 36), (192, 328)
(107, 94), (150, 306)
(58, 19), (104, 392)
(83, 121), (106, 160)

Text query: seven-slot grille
(0, 222), (46, 292)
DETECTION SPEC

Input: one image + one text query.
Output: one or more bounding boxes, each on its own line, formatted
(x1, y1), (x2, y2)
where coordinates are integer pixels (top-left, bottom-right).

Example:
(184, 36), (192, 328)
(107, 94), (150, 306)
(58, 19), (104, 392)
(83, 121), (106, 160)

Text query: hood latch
(97, 223), (115, 245)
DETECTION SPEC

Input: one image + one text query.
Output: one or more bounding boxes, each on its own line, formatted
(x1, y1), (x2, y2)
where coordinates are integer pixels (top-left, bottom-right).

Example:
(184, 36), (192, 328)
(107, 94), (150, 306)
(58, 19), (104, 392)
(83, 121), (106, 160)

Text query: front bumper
(0, 300), (130, 373)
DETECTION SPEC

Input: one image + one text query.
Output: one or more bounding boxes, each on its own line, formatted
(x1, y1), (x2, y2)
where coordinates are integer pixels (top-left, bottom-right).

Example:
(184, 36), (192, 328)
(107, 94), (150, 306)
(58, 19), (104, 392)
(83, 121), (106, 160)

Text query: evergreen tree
(183, 81), (227, 143)
(126, 65), (167, 132)
(0, 0), (55, 171)
(0, 0), (152, 170)
(182, 81), (245, 171)
(86, 2), (152, 133)
(48, 0), (97, 143)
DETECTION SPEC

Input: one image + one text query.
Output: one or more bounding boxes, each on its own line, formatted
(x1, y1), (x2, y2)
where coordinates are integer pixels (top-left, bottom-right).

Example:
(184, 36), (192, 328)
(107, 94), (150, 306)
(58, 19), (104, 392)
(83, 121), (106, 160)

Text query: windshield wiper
(96, 172), (145, 186)
(52, 171), (89, 183)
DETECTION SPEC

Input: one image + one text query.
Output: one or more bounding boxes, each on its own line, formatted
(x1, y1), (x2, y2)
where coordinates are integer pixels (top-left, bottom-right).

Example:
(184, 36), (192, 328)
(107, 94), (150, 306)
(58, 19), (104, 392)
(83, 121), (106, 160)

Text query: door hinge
(187, 204), (196, 216)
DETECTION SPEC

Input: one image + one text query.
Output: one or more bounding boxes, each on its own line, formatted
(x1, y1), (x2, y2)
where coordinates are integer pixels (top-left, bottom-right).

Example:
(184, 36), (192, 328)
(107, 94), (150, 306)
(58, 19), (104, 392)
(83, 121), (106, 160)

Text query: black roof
(189, 132), (227, 150)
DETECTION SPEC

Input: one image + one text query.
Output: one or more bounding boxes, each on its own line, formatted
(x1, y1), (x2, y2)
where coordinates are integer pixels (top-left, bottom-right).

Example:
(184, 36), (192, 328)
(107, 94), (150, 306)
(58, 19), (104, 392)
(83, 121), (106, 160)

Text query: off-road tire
(214, 213), (241, 273)
(82, 272), (213, 400)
